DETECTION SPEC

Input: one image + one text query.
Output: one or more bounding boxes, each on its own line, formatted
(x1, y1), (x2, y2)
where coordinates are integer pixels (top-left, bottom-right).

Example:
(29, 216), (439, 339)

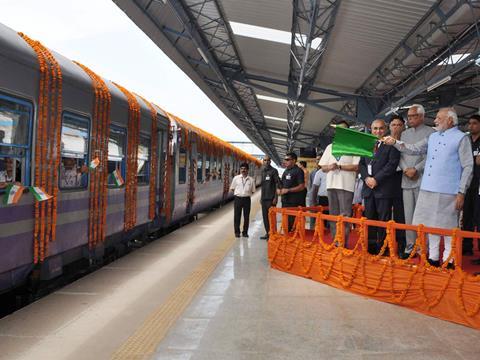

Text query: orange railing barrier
(267, 206), (480, 329)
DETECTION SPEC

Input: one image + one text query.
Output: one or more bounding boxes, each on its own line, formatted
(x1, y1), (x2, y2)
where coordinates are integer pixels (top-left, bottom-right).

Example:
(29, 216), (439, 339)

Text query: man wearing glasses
(230, 162), (256, 238)
(260, 156), (280, 240)
(398, 104), (434, 257)
(277, 152), (305, 231)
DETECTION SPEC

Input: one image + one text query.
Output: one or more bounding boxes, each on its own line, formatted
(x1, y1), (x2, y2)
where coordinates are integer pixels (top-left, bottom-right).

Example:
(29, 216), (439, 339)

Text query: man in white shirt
(319, 121), (360, 246)
(230, 162), (256, 238)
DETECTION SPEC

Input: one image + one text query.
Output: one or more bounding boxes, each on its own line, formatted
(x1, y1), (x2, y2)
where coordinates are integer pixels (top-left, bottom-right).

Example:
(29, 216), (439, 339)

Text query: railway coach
(0, 22), (261, 294)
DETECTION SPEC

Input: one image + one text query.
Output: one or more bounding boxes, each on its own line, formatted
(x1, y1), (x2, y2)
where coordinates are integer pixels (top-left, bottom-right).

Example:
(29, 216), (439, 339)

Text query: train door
(186, 143), (196, 214)
(157, 124), (166, 216)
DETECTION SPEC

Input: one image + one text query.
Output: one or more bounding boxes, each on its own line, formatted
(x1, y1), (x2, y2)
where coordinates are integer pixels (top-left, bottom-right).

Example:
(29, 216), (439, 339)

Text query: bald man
(359, 119), (401, 254)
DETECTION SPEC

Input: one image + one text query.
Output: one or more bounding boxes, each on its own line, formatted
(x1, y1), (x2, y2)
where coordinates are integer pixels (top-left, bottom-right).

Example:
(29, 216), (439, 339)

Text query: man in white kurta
(384, 108), (473, 266)
(319, 122), (360, 247)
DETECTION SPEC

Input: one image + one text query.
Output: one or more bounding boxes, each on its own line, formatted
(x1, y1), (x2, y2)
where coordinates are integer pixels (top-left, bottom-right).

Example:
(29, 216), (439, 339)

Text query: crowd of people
(241, 106), (480, 268)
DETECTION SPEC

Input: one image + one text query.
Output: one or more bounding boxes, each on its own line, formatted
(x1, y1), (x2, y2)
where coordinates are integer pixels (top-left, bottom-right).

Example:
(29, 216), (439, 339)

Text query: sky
(0, 0), (263, 154)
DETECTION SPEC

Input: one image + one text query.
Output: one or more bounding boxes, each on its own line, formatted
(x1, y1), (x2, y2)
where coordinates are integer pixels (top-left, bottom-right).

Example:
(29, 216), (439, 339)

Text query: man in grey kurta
(384, 108), (473, 266)
(399, 104), (435, 256)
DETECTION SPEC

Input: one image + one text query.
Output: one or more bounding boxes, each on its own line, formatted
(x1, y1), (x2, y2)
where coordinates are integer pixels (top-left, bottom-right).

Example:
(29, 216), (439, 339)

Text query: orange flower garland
(114, 83), (140, 231)
(74, 62), (111, 248)
(268, 207), (480, 329)
(19, 33), (63, 264)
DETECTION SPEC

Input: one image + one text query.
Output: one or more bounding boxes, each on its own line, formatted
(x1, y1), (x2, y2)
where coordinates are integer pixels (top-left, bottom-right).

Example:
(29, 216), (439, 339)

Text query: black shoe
(446, 262), (455, 270)
(463, 249), (474, 256)
(260, 234), (269, 240)
(471, 258), (480, 265)
(400, 252), (410, 260)
(427, 259), (440, 267)
(242, 233), (249, 237)
(235, 233), (240, 238)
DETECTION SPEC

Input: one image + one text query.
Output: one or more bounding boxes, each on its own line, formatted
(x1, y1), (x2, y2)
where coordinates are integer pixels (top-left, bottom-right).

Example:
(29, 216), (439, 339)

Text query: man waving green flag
(331, 125), (378, 158)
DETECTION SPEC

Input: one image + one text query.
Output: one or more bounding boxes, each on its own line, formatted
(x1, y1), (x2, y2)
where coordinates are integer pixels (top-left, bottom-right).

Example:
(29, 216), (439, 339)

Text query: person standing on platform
(311, 162), (328, 229)
(319, 121), (360, 247)
(230, 162), (256, 238)
(298, 160), (309, 206)
(384, 108), (473, 267)
(260, 156), (280, 240)
(278, 152), (305, 232)
(398, 104), (435, 258)
(359, 119), (400, 254)
(463, 115), (480, 258)
(389, 115), (407, 256)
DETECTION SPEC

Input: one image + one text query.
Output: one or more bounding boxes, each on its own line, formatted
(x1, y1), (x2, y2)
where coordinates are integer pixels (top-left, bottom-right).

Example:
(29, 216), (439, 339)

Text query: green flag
(331, 126), (378, 158)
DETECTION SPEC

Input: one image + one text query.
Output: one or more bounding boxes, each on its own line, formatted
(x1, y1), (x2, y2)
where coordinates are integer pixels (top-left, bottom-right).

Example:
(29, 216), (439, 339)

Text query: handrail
(269, 206), (480, 270)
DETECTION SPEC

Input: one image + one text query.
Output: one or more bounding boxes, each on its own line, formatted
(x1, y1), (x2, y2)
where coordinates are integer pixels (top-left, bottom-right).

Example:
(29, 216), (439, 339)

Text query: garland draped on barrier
(222, 163), (230, 200)
(136, 96), (158, 220)
(268, 207), (480, 329)
(113, 83), (140, 231)
(74, 62), (111, 249)
(19, 33), (63, 264)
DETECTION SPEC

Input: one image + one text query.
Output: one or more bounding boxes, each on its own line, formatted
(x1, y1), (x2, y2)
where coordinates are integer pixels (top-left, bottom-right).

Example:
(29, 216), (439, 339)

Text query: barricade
(268, 206), (480, 329)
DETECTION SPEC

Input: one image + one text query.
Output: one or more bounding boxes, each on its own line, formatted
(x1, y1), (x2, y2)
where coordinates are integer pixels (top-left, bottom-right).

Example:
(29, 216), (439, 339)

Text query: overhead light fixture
(271, 137), (287, 142)
(257, 94), (305, 107)
(385, 106), (399, 116)
(270, 129), (287, 135)
(438, 53), (471, 66)
(427, 75), (451, 92)
(196, 47), (209, 64)
(264, 115), (288, 122)
(230, 21), (321, 49)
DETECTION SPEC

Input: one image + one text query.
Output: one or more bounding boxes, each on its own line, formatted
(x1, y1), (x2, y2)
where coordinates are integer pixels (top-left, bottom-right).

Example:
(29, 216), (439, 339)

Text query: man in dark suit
(359, 119), (401, 254)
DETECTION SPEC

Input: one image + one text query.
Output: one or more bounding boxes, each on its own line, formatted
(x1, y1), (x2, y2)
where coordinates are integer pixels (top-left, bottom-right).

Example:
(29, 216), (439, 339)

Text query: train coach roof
(1, 24), (257, 164)
(166, 112), (261, 166)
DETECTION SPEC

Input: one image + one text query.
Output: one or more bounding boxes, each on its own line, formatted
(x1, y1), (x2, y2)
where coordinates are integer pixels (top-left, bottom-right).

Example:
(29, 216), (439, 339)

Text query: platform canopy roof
(114, 0), (480, 164)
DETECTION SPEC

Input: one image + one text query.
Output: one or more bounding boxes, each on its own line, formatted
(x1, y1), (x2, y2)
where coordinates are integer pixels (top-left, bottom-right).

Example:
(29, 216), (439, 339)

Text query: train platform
(1, 192), (480, 360)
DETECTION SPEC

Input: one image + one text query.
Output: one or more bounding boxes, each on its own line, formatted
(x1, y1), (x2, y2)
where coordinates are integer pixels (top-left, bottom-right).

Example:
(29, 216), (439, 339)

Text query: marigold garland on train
(0, 25), (261, 297)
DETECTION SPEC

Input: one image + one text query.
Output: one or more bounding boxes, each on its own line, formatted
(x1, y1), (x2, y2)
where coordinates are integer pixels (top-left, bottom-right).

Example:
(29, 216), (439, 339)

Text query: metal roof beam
(286, 0), (341, 151)
(160, 0), (280, 163)
(359, 0), (480, 118)
(231, 73), (358, 122)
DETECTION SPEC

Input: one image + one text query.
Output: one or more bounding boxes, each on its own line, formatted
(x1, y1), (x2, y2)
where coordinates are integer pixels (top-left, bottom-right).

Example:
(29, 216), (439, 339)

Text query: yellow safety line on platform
(111, 202), (261, 360)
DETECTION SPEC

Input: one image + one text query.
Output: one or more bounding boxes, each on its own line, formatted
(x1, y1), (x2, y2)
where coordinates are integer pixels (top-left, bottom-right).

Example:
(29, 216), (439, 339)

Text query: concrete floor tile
(197, 281), (232, 296)
(194, 317), (261, 353)
(183, 296), (225, 318)
(153, 350), (194, 360)
(159, 318), (211, 351)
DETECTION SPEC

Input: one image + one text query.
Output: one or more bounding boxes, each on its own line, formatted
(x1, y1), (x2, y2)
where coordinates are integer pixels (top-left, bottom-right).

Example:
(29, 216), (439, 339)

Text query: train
(0, 22), (262, 295)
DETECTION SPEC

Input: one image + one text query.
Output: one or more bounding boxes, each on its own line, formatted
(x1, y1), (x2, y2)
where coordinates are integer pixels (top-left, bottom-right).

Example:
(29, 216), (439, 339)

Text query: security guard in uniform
(260, 156), (280, 240)
(278, 152), (305, 231)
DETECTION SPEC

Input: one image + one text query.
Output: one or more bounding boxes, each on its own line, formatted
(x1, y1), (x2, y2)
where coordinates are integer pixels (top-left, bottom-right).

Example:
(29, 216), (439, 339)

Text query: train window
(212, 158), (217, 180)
(108, 126), (126, 187)
(59, 113), (89, 189)
(218, 159), (222, 179)
(197, 153), (203, 183)
(205, 157), (210, 181)
(137, 136), (150, 185)
(178, 148), (187, 184)
(0, 93), (33, 190)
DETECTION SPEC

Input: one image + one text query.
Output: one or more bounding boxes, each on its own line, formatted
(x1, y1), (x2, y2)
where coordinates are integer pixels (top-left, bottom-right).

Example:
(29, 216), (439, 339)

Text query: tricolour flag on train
(89, 157), (100, 169)
(331, 125), (378, 158)
(112, 169), (124, 187)
(29, 186), (52, 202)
(3, 184), (24, 205)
